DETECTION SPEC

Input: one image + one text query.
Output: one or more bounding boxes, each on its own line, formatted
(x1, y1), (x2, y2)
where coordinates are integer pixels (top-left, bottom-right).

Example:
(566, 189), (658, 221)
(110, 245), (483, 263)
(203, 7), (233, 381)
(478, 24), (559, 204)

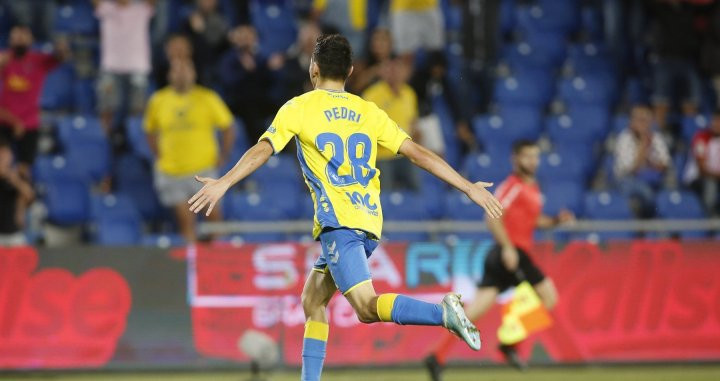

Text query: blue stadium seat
(33, 154), (82, 185)
(381, 191), (431, 221)
(73, 79), (96, 115)
(541, 181), (584, 216)
(580, 5), (602, 40)
(444, 190), (485, 220)
(40, 64), (75, 110)
(499, 0), (516, 34)
(503, 32), (567, 69)
(432, 94), (463, 168)
(246, 154), (301, 189)
(537, 151), (591, 184)
(224, 190), (298, 221)
(250, 0), (297, 56)
(463, 151), (512, 187)
(515, 1), (579, 35)
(565, 43), (614, 76)
(114, 154), (164, 221)
(681, 114), (710, 143)
(299, 194), (315, 220)
(44, 177), (91, 225)
(493, 69), (553, 106)
(142, 233), (186, 248)
(54, 2), (97, 35)
(420, 171), (446, 219)
(473, 106), (543, 149)
(558, 74), (617, 107)
(57, 115), (110, 181)
(126, 116), (154, 162)
(656, 190), (706, 238)
(612, 114), (629, 135)
(581, 191), (635, 241)
(441, 0), (462, 31)
(546, 106), (610, 145)
(92, 194), (143, 246)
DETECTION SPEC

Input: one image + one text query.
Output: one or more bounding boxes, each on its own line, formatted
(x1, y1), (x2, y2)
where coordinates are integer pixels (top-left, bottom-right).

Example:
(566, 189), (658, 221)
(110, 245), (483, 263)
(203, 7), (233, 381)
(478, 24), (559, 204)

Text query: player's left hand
(188, 176), (230, 216)
(466, 181), (503, 219)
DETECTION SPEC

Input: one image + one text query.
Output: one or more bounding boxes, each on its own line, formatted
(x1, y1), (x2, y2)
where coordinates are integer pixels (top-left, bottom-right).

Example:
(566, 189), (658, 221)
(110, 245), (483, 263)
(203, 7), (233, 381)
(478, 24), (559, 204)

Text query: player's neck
(516, 172), (536, 183)
(314, 78), (346, 92)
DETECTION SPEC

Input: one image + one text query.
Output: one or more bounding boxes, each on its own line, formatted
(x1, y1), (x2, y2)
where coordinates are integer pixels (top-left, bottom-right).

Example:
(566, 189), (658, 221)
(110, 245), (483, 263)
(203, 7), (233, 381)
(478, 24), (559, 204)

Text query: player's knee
(301, 290), (323, 315)
(540, 290), (558, 310)
(354, 304), (379, 324)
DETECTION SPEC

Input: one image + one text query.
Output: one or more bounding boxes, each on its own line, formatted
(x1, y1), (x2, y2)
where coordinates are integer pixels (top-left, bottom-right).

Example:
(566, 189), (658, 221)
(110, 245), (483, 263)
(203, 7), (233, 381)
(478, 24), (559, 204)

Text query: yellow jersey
(362, 81), (418, 160)
(259, 89), (411, 239)
(144, 86), (233, 176)
(391, 0), (438, 12)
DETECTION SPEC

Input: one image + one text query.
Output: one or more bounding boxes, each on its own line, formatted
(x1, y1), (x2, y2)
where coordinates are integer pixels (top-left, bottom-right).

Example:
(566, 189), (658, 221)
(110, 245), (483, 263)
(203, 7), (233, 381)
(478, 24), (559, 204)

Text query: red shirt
(691, 130), (720, 177)
(0, 51), (60, 129)
(493, 174), (542, 252)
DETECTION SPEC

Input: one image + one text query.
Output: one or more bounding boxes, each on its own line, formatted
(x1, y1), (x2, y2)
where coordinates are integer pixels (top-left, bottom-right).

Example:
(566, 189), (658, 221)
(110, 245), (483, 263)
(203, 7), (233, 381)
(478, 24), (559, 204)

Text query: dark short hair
(0, 134), (9, 148)
(512, 139), (538, 155)
(312, 34), (353, 81)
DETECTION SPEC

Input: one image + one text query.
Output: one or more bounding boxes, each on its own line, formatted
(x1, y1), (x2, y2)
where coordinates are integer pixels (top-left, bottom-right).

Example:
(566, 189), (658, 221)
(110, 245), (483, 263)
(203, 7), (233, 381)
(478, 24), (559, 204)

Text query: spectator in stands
(311, 0), (368, 57)
(218, 25), (275, 142)
(349, 28), (393, 93)
(389, 0), (444, 61)
(3, 0), (55, 42)
(0, 25), (69, 179)
(647, 0), (703, 130)
(685, 110), (720, 216)
(363, 56), (420, 190)
(94, 0), (155, 134)
(614, 104), (670, 218)
(144, 59), (235, 243)
(0, 136), (34, 246)
(701, 1), (720, 110)
(153, 34), (193, 89)
(278, 22), (322, 100)
(181, 0), (229, 87)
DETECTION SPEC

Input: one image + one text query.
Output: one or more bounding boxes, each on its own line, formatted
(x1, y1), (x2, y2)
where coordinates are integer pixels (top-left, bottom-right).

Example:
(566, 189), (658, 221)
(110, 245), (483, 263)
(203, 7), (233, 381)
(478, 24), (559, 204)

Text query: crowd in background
(1, 0), (720, 245)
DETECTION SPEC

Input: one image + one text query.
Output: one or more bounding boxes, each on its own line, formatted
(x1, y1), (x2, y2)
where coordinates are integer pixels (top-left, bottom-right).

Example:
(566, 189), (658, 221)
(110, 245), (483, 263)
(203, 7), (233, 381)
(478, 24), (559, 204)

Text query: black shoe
(498, 344), (527, 371)
(423, 354), (443, 381)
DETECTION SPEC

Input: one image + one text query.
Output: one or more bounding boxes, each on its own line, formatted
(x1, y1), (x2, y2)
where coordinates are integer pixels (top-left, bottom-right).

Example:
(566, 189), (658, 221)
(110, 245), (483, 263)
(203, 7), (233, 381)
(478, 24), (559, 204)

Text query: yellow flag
(497, 281), (553, 345)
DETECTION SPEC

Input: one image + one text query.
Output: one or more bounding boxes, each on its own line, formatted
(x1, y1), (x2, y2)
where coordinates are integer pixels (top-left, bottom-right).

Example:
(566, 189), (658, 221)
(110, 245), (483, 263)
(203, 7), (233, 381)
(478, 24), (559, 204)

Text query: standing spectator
(614, 105), (670, 217)
(277, 22), (322, 100)
(181, 0), (229, 87)
(685, 110), (720, 216)
(363, 57), (420, 190)
(218, 25), (275, 142)
(349, 28), (393, 93)
(0, 25), (69, 179)
(647, 0), (703, 130)
(144, 59), (235, 243)
(94, 0), (155, 133)
(0, 136), (34, 247)
(389, 0), (444, 60)
(153, 34), (193, 89)
(311, 0), (368, 57)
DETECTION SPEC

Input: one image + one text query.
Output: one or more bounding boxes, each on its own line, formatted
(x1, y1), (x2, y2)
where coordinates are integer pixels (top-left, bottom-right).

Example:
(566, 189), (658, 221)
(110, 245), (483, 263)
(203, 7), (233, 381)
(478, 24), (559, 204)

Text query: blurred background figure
(614, 104), (670, 218)
(389, 0), (445, 62)
(153, 33), (193, 89)
(276, 22), (322, 100)
(0, 25), (69, 179)
(94, 0), (155, 135)
(363, 56), (419, 191)
(350, 27), (393, 92)
(0, 136), (34, 247)
(181, 0), (229, 87)
(144, 59), (234, 243)
(685, 110), (720, 216)
(311, 0), (368, 57)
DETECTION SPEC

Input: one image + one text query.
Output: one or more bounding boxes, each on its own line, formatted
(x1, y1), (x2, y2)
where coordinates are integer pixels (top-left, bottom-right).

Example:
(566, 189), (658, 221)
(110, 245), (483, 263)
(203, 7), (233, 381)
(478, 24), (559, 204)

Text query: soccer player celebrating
(187, 34), (503, 381)
(425, 140), (575, 380)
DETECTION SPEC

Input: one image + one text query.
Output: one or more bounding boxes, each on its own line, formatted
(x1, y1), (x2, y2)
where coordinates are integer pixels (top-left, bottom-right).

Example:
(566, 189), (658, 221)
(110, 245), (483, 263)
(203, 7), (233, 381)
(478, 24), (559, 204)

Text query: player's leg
(300, 267), (337, 381)
(533, 277), (558, 310)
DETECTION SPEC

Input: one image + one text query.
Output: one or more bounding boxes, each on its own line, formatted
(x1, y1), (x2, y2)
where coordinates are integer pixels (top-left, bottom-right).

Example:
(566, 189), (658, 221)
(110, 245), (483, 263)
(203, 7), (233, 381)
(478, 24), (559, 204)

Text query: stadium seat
(462, 151), (512, 188)
(54, 1), (97, 35)
(681, 114), (710, 143)
(441, 0), (462, 32)
(44, 177), (91, 225)
(381, 191), (431, 221)
(546, 106), (610, 145)
(581, 191), (635, 241)
(224, 190), (298, 221)
(92, 194), (143, 246)
(503, 32), (567, 69)
(565, 43), (614, 76)
(250, 0), (297, 56)
(499, 0), (516, 34)
(537, 152), (591, 184)
(33, 154), (82, 185)
(57, 115), (110, 181)
(40, 64), (75, 111)
(142, 233), (186, 248)
(114, 154), (164, 221)
(515, 1), (579, 35)
(558, 74), (617, 107)
(246, 154), (301, 190)
(73, 79), (96, 115)
(473, 106), (543, 149)
(541, 181), (584, 216)
(493, 69), (554, 106)
(126, 116), (154, 162)
(444, 190), (485, 220)
(579, 5), (602, 40)
(656, 190), (707, 238)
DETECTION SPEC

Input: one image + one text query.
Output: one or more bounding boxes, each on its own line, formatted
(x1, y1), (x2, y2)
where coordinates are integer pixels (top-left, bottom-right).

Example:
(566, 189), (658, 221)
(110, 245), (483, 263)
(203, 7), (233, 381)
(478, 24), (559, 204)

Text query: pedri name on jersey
(323, 107), (361, 124)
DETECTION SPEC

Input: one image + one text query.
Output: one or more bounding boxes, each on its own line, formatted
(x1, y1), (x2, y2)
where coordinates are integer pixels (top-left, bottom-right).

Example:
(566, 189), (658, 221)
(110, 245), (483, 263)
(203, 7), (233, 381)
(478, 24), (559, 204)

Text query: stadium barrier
(1, 238), (719, 370)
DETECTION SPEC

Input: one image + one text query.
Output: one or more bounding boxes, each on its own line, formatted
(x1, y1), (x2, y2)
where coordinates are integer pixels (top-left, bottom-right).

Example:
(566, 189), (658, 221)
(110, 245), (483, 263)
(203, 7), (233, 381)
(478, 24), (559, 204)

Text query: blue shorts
(313, 228), (379, 295)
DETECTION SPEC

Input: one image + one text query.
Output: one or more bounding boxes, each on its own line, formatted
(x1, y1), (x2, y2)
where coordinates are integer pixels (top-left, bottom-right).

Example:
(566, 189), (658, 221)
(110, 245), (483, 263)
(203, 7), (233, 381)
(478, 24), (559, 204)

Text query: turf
(5, 365), (720, 381)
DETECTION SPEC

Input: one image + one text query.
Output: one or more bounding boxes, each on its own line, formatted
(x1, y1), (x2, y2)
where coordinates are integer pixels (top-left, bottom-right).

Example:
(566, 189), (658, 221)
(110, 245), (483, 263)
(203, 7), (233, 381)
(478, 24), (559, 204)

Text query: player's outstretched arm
(398, 139), (503, 218)
(188, 139), (274, 216)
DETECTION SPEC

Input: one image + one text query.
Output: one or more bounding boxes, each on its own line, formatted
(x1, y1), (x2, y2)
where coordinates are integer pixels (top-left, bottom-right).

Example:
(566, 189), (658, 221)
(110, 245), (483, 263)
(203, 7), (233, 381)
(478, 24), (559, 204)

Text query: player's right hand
(466, 181), (503, 219)
(188, 176), (230, 217)
(501, 245), (519, 271)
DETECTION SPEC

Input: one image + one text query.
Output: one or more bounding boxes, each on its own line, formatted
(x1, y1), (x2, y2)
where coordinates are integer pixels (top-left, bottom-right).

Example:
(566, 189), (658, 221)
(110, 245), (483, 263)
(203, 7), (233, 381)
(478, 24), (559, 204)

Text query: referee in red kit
(425, 140), (574, 380)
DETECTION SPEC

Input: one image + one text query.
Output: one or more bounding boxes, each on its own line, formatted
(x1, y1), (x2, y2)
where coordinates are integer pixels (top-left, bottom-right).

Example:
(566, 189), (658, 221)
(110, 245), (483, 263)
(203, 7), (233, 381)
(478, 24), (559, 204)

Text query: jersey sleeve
(259, 99), (302, 153)
(208, 91), (233, 130)
(375, 107), (410, 155)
